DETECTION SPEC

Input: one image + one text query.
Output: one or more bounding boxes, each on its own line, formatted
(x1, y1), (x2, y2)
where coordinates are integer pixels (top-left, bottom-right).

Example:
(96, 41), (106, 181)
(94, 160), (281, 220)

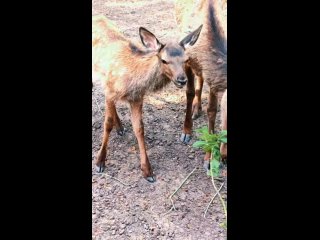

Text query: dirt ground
(92, 0), (227, 239)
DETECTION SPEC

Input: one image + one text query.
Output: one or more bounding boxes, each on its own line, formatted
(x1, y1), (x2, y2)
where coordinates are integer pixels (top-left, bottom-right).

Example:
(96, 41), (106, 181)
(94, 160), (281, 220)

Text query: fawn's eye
(161, 59), (168, 64)
(185, 58), (189, 63)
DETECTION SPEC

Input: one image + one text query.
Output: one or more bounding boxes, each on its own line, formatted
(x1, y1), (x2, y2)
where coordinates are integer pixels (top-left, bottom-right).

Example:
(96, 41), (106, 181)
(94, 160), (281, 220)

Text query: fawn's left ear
(179, 24), (203, 49)
(139, 27), (163, 51)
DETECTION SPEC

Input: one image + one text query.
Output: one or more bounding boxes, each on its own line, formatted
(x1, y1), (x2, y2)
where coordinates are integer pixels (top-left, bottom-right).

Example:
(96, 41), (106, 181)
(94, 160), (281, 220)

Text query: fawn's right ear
(139, 27), (163, 51)
(179, 24), (203, 49)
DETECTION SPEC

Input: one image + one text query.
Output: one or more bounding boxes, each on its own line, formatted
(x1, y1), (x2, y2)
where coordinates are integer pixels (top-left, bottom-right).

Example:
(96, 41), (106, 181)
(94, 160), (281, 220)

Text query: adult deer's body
(175, 0), (227, 162)
(92, 15), (202, 182)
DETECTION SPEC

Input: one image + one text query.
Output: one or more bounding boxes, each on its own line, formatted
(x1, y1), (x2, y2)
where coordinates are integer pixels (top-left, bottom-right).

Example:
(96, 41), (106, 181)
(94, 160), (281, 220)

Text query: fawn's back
(92, 15), (127, 88)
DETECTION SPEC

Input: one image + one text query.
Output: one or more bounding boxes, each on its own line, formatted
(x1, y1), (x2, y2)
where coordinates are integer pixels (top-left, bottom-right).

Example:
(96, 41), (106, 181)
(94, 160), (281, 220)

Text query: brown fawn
(175, 0), (227, 164)
(92, 15), (202, 182)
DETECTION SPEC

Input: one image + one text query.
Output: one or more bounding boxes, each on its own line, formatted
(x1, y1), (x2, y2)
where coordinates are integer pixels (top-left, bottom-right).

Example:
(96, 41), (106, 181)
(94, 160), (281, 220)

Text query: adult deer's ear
(179, 25), (203, 49)
(139, 27), (163, 51)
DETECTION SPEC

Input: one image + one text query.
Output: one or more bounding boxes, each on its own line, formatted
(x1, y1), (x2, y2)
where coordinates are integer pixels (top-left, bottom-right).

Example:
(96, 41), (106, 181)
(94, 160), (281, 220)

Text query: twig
(105, 174), (132, 187)
(210, 154), (227, 223)
(204, 182), (225, 218)
(94, 95), (104, 117)
(163, 166), (198, 216)
(93, 172), (132, 187)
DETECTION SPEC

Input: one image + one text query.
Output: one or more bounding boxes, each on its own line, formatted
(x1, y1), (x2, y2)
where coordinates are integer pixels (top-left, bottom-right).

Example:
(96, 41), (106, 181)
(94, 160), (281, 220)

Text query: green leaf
(195, 126), (209, 133)
(192, 141), (207, 148)
(210, 159), (220, 177)
(220, 222), (227, 229)
(220, 130), (227, 137)
(203, 145), (212, 152)
(220, 137), (227, 143)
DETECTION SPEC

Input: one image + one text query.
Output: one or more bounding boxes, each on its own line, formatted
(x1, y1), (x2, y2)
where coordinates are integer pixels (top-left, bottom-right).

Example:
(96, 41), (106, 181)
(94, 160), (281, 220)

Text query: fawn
(92, 15), (202, 182)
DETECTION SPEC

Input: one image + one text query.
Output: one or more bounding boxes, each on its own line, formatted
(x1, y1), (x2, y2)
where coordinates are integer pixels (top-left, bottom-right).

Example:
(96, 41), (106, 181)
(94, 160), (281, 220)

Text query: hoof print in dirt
(95, 163), (106, 173)
(117, 128), (125, 136)
(145, 176), (156, 183)
(180, 133), (192, 144)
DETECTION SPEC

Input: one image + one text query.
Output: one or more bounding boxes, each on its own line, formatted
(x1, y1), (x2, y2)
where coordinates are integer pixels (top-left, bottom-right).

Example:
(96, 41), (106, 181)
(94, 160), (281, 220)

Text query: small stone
(112, 230), (116, 235)
(153, 229), (160, 236)
(119, 229), (125, 235)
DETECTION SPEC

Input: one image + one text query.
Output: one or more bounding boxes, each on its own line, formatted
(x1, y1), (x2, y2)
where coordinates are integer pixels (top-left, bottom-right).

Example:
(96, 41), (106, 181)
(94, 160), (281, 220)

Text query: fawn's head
(139, 25), (202, 88)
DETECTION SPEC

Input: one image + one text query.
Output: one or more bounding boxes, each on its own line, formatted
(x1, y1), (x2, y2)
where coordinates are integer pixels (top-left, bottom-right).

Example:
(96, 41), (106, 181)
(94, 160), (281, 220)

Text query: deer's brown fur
(92, 15), (202, 182)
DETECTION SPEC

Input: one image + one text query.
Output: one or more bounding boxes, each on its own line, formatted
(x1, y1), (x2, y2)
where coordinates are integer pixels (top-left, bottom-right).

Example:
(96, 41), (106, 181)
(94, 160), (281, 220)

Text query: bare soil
(92, 1), (227, 239)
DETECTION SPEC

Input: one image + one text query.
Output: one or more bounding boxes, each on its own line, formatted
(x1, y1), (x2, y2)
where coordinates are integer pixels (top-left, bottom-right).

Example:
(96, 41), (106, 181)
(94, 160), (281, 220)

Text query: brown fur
(92, 15), (202, 181)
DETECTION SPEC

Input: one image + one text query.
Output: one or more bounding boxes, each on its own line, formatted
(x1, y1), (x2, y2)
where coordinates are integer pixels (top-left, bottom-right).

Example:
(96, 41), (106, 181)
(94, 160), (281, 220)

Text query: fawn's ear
(179, 25), (203, 49)
(139, 27), (163, 51)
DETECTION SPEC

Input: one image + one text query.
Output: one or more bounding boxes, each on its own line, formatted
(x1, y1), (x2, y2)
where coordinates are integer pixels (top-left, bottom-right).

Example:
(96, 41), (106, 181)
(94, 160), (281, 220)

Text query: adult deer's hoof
(95, 162), (105, 173)
(145, 175), (156, 183)
(180, 133), (191, 144)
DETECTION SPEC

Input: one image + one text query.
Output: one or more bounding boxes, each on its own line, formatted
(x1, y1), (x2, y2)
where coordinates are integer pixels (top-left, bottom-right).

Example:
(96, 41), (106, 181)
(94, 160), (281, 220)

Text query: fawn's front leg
(181, 66), (195, 144)
(130, 100), (155, 183)
(203, 88), (218, 170)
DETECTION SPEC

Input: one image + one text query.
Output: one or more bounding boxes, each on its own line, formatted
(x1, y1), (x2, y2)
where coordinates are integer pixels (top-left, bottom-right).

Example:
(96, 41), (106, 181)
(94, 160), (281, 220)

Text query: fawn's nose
(177, 76), (187, 85)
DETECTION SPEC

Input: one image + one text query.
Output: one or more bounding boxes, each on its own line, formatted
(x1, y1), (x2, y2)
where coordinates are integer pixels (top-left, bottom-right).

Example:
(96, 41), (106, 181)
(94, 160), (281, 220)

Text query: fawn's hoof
(145, 175), (156, 183)
(192, 105), (202, 120)
(180, 133), (192, 144)
(95, 162), (105, 173)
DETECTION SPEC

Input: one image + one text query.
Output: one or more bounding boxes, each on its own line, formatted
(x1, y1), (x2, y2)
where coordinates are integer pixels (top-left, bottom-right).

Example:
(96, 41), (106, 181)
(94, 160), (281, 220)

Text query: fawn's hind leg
(95, 99), (116, 173)
(192, 75), (204, 119)
(113, 105), (124, 136)
(129, 99), (155, 183)
(203, 88), (218, 167)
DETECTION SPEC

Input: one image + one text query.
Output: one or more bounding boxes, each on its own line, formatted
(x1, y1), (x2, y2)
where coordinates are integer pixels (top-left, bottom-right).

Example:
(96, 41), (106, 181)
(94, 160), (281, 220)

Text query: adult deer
(92, 15), (202, 182)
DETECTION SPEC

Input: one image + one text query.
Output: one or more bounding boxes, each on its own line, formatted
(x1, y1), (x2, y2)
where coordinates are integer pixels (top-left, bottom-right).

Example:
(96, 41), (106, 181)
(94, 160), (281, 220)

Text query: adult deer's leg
(192, 75), (204, 119)
(95, 99), (116, 173)
(181, 66), (195, 144)
(130, 99), (155, 183)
